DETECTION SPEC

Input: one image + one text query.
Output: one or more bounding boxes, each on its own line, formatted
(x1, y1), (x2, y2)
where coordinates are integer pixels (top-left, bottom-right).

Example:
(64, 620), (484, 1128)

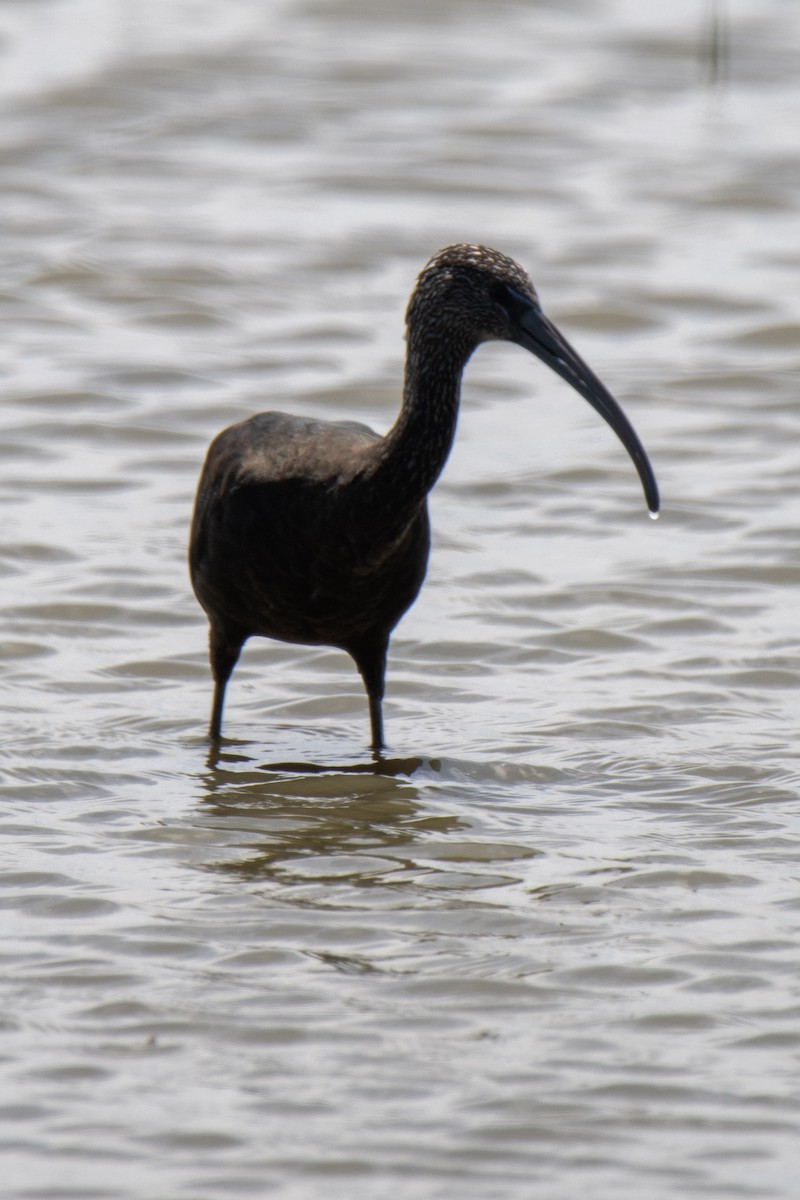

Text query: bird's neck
(370, 326), (475, 517)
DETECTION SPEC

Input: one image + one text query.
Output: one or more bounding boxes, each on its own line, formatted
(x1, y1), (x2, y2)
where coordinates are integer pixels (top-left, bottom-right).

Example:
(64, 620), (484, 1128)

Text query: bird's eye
(490, 282), (531, 321)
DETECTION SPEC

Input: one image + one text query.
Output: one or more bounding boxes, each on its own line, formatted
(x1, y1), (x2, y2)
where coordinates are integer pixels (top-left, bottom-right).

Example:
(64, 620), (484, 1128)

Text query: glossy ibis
(189, 244), (659, 749)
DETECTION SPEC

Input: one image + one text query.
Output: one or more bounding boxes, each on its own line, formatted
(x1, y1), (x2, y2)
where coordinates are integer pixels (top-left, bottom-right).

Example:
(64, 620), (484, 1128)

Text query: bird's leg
(367, 691), (384, 755)
(208, 625), (244, 739)
(351, 641), (388, 752)
(209, 681), (227, 741)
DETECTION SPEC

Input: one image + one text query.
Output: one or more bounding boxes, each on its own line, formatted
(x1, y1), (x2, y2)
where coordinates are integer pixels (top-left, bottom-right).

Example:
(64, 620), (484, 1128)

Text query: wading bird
(190, 244), (659, 750)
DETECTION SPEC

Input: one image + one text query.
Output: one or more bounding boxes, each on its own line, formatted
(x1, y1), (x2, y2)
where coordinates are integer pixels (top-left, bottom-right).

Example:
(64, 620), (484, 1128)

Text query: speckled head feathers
(405, 244), (538, 349)
(420, 244), (535, 293)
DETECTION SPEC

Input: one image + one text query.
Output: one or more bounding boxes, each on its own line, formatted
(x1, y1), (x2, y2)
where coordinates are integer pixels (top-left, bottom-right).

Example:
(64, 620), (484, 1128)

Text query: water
(2, 1), (800, 1196)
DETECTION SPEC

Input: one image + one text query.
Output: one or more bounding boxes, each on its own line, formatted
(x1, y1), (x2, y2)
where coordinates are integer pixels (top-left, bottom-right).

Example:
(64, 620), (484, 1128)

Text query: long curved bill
(516, 302), (659, 517)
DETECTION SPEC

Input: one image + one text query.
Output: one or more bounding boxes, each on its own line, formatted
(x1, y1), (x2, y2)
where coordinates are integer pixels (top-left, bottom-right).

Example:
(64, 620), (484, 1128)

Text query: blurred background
(1, 1), (799, 1197)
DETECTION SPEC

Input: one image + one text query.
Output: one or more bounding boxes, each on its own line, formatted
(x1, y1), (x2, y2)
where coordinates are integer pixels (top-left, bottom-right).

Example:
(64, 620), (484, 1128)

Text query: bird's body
(190, 411), (430, 745)
(190, 244), (659, 749)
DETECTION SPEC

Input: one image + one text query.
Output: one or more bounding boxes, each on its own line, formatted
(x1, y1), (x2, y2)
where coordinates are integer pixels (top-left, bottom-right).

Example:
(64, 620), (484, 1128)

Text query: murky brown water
(2, 1), (800, 1196)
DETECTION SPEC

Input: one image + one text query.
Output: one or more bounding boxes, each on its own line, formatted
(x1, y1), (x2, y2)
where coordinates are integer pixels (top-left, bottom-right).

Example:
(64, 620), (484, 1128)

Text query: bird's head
(408, 244), (659, 517)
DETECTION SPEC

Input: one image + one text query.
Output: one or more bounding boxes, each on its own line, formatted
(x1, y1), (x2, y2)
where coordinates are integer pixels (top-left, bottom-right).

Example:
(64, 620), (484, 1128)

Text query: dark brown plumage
(189, 244), (659, 750)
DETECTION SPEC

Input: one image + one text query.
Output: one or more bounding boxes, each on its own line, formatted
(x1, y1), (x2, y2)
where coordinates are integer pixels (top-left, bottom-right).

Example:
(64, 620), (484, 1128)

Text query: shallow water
(2, 0), (800, 1196)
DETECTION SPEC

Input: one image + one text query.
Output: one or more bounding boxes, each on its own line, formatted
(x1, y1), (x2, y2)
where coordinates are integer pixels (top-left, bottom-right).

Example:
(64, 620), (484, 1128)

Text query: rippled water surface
(2, 1), (800, 1196)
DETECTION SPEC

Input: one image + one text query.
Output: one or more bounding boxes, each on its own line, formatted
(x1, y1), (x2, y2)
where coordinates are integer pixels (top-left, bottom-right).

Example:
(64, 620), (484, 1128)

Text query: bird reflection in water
(198, 750), (465, 888)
